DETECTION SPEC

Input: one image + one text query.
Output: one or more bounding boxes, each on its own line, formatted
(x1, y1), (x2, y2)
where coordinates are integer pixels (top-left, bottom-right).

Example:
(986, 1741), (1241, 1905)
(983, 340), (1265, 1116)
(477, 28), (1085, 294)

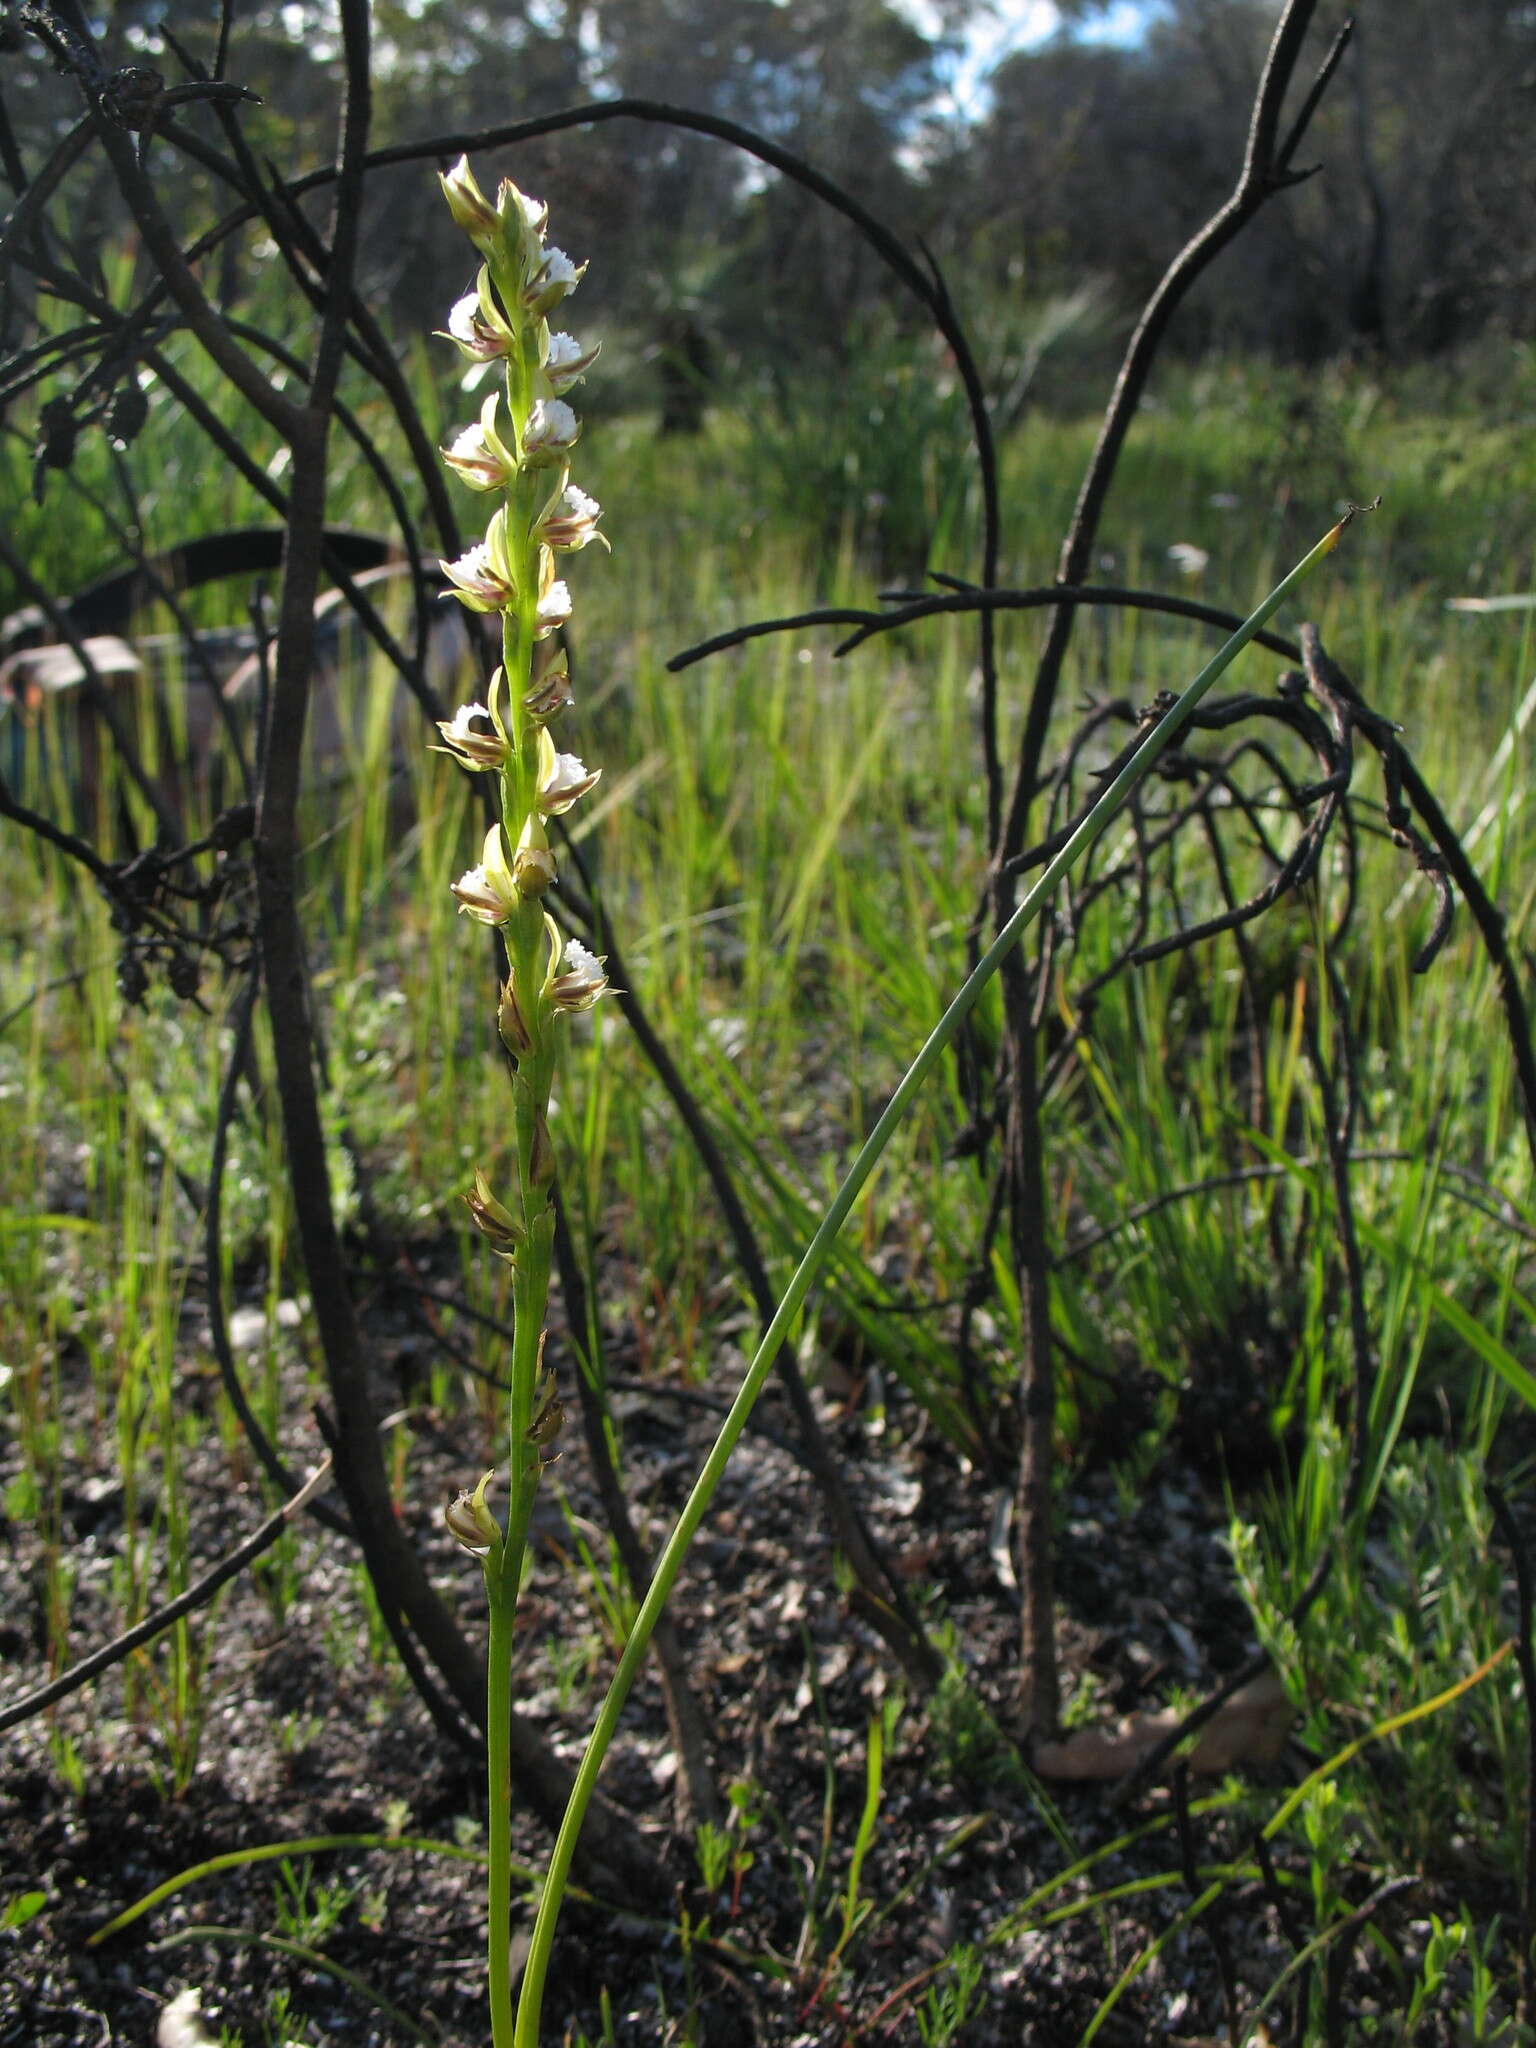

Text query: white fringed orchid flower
(522, 398), (580, 466)
(542, 331), (600, 392)
(443, 270), (518, 362)
(538, 480), (605, 552)
(451, 823), (519, 924)
(443, 394), (519, 492)
(534, 726), (599, 814)
(434, 699), (509, 770)
(543, 921), (609, 1011)
(441, 507), (518, 612)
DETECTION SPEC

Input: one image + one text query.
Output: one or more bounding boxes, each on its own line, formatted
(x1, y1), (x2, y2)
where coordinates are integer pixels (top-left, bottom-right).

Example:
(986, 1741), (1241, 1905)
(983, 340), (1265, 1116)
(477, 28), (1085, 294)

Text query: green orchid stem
(485, 409), (562, 2048)
(485, 1562), (518, 2048)
(511, 509), (1363, 2046)
(488, 987), (554, 2048)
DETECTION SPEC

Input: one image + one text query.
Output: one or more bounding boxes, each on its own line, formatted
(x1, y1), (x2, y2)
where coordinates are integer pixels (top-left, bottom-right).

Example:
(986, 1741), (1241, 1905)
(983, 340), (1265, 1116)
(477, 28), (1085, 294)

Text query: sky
(900, 0), (1160, 122)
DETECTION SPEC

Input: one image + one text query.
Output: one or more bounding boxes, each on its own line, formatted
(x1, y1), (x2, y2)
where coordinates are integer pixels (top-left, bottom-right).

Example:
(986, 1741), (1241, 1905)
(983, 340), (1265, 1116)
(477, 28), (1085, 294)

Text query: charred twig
(0, 763), (121, 892)
(1253, 1828), (1310, 2000)
(1303, 965), (1372, 1523)
(1322, 1877), (1421, 2047)
(245, 0), (495, 1762)
(0, 115), (93, 273)
(1057, 1152), (1536, 1267)
(1198, 790), (1271, 1129)
(204, 966), (350, 1535)
(0, 1458), (335, 1735)
(1130, 679), (1343, 968)
(667, 585), (1302, 672)
(1298, 624), (1455, 972)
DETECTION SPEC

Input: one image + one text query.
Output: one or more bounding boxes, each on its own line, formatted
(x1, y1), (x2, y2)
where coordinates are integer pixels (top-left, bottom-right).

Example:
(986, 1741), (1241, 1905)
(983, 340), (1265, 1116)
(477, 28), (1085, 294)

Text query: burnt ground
(0, 1245), (1522, 2047)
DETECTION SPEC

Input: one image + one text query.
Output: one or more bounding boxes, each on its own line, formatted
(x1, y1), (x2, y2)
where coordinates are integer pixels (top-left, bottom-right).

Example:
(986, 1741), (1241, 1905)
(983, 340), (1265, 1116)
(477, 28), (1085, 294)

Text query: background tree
(962, 0), (1536, 359)
(9, 0), (1531, 391)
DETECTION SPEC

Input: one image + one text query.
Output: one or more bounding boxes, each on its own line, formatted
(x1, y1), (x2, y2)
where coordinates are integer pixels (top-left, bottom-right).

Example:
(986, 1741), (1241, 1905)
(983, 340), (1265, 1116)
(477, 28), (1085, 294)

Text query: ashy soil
(0, 1243), (1512, 2046)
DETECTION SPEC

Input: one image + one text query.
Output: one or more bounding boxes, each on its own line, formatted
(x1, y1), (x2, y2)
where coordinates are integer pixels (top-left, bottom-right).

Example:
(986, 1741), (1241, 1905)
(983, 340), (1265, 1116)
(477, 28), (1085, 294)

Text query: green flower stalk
(434, 154), (609, 2048)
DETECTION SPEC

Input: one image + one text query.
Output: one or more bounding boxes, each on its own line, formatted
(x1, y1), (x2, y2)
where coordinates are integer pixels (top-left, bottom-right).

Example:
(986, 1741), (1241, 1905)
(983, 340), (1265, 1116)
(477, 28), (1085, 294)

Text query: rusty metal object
(0, 526), (486, 822)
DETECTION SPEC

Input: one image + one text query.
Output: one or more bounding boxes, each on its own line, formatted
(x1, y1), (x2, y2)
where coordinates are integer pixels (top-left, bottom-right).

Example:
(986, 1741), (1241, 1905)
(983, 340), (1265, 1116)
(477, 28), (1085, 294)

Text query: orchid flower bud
(512, 816), (558, 898)
(445, 1469), (501, 1557)
(465, 1168), (522, 1256)
(529, 1110), (557, 1189)
(498, 179), (549, 246)
(527, 1358), (564, 1451)
(498, 979), (536, 1060)
(524, 644), (574, 722)
(440, 156), (501, 253)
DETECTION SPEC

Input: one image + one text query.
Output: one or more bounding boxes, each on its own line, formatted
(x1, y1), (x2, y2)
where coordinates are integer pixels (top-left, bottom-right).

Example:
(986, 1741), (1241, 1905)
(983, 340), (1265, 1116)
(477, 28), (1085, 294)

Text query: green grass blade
(153, 1924), (440, 2046)
(88, 1833), (490, 1945)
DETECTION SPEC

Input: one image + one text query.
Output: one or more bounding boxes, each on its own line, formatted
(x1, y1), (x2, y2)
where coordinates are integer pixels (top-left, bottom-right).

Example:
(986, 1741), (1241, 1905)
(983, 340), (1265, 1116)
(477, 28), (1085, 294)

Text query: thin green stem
(511, 511), (1360, 2046)
(485, 1559), (517, 2048)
